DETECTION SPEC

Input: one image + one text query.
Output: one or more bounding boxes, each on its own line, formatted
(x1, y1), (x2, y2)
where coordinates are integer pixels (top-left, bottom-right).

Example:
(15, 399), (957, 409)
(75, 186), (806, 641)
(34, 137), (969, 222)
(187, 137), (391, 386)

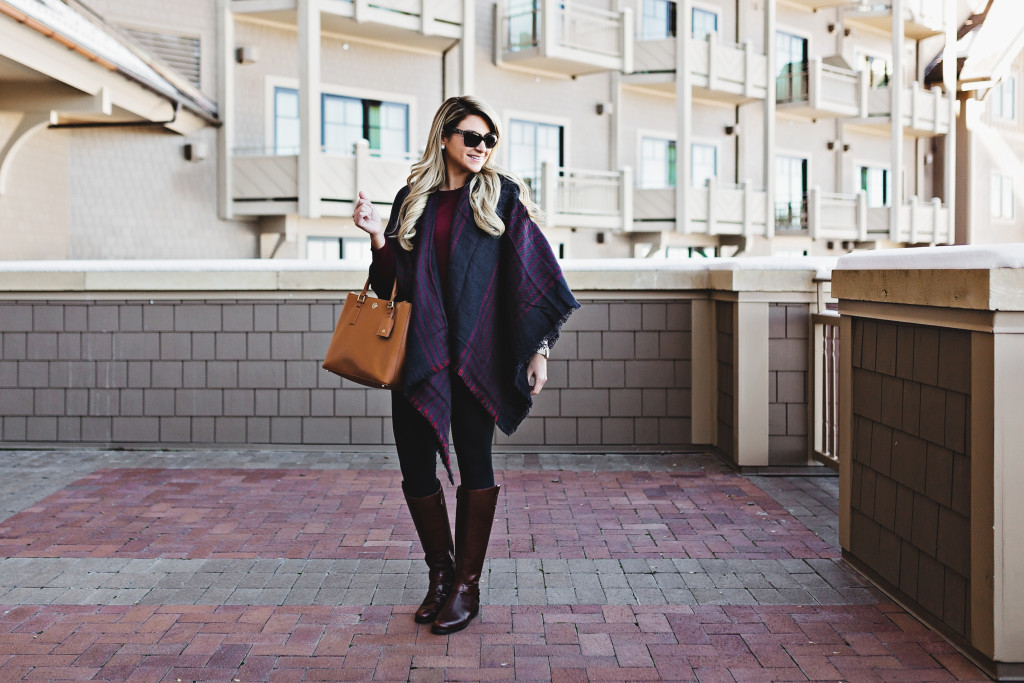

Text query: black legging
(392, 377), (496, 497)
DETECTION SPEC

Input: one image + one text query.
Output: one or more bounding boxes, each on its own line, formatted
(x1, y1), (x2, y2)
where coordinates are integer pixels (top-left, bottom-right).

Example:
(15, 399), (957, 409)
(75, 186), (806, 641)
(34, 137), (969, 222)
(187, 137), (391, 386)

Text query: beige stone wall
(66, 126), (257, 259)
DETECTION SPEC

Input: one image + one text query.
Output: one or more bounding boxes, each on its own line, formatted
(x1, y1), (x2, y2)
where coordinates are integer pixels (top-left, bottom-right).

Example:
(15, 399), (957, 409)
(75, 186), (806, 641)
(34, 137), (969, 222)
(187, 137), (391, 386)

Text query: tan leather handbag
(322, 278), (410, 389)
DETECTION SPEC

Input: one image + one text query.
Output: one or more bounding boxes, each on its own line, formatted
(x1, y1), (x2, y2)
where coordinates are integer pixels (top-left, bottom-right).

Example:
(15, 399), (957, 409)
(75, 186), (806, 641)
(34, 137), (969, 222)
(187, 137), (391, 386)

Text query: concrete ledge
(0, 257), (833, 296)
(833, 244), (1024, 311)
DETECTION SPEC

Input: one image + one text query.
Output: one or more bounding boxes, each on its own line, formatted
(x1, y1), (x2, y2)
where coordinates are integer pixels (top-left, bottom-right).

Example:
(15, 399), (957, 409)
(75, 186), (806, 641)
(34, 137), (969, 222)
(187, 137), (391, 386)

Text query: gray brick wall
(848, 318), (971, 638)
(0, 297), (693, 451)
(768, 303), (810, 466)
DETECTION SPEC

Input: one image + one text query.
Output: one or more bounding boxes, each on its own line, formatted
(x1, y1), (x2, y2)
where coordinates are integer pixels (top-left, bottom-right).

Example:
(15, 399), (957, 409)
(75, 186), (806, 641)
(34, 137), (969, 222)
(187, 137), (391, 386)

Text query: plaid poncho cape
(369, 178), (579, 484)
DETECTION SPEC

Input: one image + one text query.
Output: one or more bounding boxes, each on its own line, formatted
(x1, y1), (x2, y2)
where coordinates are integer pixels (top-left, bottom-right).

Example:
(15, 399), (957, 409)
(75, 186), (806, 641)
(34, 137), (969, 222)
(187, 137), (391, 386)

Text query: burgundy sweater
(370, 187), (461, 295)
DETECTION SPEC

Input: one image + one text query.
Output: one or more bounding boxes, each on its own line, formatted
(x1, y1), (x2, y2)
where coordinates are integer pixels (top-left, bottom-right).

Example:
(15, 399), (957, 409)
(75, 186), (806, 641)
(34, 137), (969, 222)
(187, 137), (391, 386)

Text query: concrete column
(733, 300), (770, 467)
(216, 0), (234, 220)
(675, 0), (692, 232)
(763, 0), (776, 238)
(942, 0), (957, 244)
(298, 0), (322, 219)
(889, 0), (904, 241)
(460, 0), (475, 95)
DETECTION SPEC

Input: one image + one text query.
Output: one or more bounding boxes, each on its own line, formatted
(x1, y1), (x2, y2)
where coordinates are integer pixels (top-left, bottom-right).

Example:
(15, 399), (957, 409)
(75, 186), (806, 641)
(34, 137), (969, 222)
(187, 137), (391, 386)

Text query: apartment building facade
(1, 0), (1019, 261)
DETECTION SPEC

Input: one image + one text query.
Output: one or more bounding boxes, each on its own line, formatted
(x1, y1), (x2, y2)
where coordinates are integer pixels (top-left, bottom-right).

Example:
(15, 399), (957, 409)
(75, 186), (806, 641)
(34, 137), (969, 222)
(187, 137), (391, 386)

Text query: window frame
(690, 140), (718, 189)
(691, 4), (719, 42)
(637, 132), (677, 189)
(265, 78), (417, 157)
(992, 173), (1015, 220)
(503, 109), (571, 204)
(858, 164), (892, 208)
(774, 152), (810, 230)
(775, 27), (811, 103)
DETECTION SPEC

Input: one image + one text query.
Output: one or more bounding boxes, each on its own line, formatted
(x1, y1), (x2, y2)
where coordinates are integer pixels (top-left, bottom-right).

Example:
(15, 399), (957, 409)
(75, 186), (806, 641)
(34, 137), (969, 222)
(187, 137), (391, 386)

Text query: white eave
(0, 0), (218, 134)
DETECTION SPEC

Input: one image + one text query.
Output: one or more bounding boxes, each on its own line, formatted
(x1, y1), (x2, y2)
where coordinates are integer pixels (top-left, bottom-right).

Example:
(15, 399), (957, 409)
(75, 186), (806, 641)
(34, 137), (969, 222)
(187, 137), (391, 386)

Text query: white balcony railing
(807, 187), (951, 244)
(231, 0), (464, 46)
(864, 82), (953, 135)
(495, 0), (633, 76)
(232, 140), (411, 216)
(630, 35), (767, 102)
(844, 0), (945, 40)
(632, 182), (768, 237)
(689, 180), (768, 236)
(777, 59), (865, 119)
(540, 163), (632, 231)
(811, 310), (840, 469)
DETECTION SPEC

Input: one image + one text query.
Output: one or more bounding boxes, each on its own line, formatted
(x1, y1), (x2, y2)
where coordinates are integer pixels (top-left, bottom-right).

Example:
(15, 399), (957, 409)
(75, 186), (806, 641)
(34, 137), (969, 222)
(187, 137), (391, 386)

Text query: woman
(351, 96), (578, 635)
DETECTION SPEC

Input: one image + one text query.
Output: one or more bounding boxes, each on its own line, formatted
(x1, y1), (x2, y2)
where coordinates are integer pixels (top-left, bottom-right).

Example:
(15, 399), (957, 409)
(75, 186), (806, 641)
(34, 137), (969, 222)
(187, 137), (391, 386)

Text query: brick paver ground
(0, 449), (990, 681)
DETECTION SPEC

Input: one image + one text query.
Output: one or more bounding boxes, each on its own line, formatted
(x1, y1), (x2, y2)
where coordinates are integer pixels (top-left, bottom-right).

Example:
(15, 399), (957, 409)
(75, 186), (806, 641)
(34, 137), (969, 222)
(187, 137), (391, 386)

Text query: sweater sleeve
(368, 241), (395, 298)
(366, 186), (410, 298)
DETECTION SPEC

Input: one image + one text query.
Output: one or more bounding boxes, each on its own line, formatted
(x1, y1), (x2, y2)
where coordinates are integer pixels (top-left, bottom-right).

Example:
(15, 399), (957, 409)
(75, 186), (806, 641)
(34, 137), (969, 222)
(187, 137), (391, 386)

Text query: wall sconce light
(844, 27), (851, 36)
(827, 23), (836, 33)
(183, 142), (207, 162)
(596, 232), (606, 244)
(724, 124), (739, 135)
(827, 140), (836, 150)
(595, 102), (613, 116)
(843, 143), (851, 152)
(235, 46), (258, 64)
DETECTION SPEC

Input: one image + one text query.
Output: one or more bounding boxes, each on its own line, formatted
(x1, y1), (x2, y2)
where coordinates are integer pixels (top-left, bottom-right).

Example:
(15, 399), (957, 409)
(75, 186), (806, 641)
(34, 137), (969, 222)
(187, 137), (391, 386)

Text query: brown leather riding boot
(431, 485), (500, 635)
(404, 485), (455, 624)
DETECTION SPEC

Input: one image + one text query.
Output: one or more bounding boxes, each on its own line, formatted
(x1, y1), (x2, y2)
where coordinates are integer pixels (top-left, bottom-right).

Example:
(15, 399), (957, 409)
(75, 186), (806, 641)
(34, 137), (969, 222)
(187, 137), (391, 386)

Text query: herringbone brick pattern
(0, 451), (989, 681)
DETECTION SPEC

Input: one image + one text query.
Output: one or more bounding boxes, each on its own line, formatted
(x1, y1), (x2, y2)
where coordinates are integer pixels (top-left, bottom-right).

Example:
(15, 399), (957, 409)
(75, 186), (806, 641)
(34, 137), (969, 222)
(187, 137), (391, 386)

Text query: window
(640, 0), (675, 40)
(323, 95), (409, 157)
(776, 32), (808, 103)
(507, 0), (539, 50)
(640, 137), (676, 189)
(691, 7), (718, 41)
(640, 3), (715, 41)
(273, 89), (409, 157)
(990, 78), (1016, 120)
(691, 143), (717, 188)
(305, 236), (371, 263)
(861, 54), (891, 89)
(274, 87), (300, 155)
(860, 166), (890, 207)
(992, 174), (1014, 219)
(508, 119), (564, 204)
(775, 155), (808, 230)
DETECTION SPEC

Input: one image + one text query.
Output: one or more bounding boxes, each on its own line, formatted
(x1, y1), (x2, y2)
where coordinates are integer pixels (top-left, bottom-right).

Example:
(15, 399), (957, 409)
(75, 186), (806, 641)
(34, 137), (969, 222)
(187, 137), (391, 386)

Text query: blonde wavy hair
(395, 95), (543, 251)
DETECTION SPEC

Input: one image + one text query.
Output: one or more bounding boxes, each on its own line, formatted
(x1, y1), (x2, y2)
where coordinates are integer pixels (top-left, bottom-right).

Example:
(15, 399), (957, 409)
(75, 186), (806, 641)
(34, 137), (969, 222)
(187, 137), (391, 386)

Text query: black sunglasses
(450, 128), (498, 149)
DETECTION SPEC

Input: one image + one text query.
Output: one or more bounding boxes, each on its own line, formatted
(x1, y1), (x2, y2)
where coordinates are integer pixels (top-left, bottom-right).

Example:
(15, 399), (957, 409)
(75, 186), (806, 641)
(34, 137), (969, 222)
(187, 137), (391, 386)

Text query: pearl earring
(441, 144), (446, 150)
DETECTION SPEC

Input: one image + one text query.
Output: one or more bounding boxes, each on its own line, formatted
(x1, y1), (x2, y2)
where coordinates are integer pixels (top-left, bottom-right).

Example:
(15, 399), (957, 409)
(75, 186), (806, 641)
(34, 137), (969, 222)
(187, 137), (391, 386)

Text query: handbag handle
(356, 277), (400, 309)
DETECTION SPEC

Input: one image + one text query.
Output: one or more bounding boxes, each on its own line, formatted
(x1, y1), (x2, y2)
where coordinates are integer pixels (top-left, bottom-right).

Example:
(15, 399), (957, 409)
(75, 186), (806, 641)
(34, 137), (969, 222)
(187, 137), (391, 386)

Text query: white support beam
(675, 0), (693, 233)
(0, 113), (49, 196)
(217, 0), (234, 219)
(298, 0), (322, 219)
(764, 0), (776, 239)
(460, 0), (474, 94)
(942, 0), (956, 243)
(889, 0), (904, 241)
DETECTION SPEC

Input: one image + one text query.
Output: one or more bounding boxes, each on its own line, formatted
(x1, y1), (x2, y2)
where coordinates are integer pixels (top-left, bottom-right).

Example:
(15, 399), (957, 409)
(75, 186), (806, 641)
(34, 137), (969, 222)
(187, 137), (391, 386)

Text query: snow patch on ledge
(836, 244), (1024, 270)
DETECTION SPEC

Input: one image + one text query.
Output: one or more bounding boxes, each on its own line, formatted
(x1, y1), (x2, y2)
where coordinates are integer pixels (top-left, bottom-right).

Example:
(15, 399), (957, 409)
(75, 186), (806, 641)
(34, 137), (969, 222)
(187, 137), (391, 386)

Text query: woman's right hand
(353, 190), (385, 249)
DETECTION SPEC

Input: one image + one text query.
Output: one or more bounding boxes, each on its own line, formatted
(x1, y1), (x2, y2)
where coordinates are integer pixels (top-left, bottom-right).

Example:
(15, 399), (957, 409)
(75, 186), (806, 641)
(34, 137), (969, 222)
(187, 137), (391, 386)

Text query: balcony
(807, 188), (952, 244)
(627, 35), (768, 104)
(540, 163), (632, 231)
(231, 140), (410, 218)
(777, 59), (866, 120)
(843, 0), (945, 41)
(777, 0), (849, 10)
(633, 183), (769, 236)
(230, 0), (465, 51)
(493, 0), (633, 78)
(846, 83), (953, 137)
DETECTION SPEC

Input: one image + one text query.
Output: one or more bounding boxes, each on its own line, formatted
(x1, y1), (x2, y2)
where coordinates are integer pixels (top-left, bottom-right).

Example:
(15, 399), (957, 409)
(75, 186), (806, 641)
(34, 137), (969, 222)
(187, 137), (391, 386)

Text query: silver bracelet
(536, 339), (550, 359)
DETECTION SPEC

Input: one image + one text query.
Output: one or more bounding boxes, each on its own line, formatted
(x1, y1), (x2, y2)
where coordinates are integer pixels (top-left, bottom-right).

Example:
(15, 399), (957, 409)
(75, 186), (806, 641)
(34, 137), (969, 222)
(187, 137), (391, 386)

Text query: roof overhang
(0, 0), (217, 134)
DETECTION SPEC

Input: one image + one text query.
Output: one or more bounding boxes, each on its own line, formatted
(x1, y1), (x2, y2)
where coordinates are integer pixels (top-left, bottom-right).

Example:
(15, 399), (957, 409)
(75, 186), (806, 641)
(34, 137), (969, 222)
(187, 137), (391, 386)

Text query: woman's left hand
(527, 353), (548, 396)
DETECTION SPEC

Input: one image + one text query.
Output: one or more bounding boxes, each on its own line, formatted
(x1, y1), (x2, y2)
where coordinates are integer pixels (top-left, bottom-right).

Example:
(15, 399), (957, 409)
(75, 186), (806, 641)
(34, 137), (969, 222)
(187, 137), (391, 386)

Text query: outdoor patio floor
(0, 449), (990, 681)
